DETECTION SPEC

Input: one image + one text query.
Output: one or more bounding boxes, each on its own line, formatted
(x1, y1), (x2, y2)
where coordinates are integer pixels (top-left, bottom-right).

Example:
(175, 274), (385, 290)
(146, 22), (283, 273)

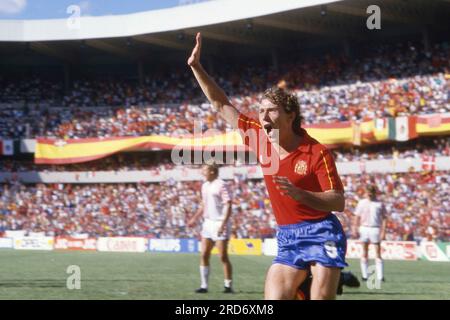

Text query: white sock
(360, 258), (369, 279)
(224, 279), (232, 288)
(375, 258), (384, 281)
(200, 266), (209, 289)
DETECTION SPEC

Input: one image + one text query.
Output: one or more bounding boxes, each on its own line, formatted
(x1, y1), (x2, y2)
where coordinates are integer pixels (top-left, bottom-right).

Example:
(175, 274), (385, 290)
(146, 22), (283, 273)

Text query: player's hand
(273, 176), (304, 201)
(187, 32), (202, 67)
(380, 231), (386, 241)
(187, 218), (196, 228)
(218, 223), (226, 236)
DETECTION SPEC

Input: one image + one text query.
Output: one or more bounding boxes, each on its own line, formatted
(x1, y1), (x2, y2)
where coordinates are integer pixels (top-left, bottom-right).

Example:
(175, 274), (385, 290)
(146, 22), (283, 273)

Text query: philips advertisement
(148, 238), (199, 253)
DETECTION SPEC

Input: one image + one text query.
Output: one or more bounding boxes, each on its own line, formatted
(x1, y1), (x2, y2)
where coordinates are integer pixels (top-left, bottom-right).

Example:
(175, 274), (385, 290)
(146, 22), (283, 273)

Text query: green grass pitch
(0, 250), (448, 300)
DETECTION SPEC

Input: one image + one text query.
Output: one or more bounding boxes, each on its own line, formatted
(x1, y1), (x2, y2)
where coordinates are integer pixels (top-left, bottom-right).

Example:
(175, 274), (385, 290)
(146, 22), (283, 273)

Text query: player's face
(259, 98), (294, 143)
(202, 166), (216, 181)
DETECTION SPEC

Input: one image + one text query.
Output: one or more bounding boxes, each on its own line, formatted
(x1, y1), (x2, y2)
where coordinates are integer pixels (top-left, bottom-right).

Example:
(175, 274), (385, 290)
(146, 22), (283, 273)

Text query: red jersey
(238, 113), (344, 225)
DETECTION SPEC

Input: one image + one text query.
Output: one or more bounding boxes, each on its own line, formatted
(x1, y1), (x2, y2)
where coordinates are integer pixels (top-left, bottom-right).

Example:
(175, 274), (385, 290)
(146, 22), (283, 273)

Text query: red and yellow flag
(34, 114), (450, 164)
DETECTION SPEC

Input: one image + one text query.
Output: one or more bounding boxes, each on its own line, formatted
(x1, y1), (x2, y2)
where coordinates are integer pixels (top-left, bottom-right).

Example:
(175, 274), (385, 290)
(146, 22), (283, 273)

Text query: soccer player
(188, 33), (347, 300)
(187, 163), (233, 293)
(353, 185), (387, 282)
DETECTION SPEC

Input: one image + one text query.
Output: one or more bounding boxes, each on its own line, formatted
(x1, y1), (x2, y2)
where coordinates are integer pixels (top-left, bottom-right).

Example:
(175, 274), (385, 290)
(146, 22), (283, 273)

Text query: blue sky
(0, 0), (212, 19)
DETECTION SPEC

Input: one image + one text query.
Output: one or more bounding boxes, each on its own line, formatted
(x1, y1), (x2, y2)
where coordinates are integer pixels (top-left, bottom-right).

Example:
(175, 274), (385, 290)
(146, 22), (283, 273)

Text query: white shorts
(201, 219), (230, 241)
(359, 226), (381, 244)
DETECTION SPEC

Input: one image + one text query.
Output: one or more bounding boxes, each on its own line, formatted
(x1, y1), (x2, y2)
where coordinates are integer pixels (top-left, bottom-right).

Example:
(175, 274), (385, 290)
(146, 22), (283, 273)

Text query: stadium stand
(0, 169), (448, 241)
(0, 41), (449, 139)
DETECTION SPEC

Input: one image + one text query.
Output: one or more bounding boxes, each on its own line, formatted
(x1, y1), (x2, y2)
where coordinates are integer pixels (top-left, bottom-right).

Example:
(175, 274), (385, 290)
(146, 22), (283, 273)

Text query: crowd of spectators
(0, 171), (448, 242)
(0, 178), (275, 239)
(338, 171), (449, 242)
(0, 41), (448, 139)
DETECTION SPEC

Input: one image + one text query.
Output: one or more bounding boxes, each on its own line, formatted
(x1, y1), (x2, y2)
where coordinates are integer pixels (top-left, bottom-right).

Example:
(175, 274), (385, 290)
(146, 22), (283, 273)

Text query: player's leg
(309, 263), (341, 300)
(370, 227), (384, 282)
(264, 263), (308, 300)
(359, 227), (370, 281)
(296, 268), (312, 300)
(196, 237), (215, 293)
(300, 269), (360, 299)
(200, 237), (215, 265)
(360, 241), (369, 280)
(373, 243), (384, 282)
(216, 239), (233, 293)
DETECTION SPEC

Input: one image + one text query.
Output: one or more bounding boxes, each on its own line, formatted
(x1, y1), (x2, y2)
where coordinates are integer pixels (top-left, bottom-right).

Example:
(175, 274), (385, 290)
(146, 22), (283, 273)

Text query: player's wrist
(189, 61), (202, 69)
(293, 188), (307, 201)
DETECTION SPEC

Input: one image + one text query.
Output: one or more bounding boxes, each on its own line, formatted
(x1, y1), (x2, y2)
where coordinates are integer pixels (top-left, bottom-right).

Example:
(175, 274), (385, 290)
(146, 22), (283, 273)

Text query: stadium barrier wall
(443, 242), (450, 259)
(262, 238), (277, 256)
(4, 230), (26, 238)
(346, 240), (419, 261)
(262, 239), (419, 261)
(148, 238), (199, 253)
(97, 237), (147, 253)
(1, 234), (447, 261)
(210, 238), (262, 255)
(0, 166), (261, 183)
(0, 237), (13, 249)
(54, 237), (97, 251)
(13, 236), (54, 251)
(1, 156), (449, 183)
(419, 241), (449, 262)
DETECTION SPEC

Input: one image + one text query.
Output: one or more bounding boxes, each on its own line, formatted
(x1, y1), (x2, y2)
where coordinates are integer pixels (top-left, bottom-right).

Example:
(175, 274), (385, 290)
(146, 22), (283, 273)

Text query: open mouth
(263, 124), (273, 135)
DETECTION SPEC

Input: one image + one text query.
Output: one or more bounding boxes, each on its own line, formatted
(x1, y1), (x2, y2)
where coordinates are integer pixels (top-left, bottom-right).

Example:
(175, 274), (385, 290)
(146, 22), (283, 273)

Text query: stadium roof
(0, 0), (342, 42)
(0, 0), (449, 65)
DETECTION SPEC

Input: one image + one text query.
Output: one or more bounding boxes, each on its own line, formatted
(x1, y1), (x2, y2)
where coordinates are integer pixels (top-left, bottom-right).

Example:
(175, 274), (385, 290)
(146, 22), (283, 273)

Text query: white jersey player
(187, 163), (233, 293)
(353, 186), (387, 282)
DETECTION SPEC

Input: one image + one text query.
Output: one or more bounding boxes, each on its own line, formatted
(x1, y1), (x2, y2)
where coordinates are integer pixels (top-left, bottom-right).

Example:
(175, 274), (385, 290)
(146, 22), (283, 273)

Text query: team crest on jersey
(294, 160), (307, 175)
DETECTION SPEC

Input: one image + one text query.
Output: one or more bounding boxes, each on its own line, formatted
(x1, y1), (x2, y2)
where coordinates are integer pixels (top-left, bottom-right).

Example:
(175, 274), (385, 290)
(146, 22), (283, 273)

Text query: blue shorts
(273, 214), (348, 270)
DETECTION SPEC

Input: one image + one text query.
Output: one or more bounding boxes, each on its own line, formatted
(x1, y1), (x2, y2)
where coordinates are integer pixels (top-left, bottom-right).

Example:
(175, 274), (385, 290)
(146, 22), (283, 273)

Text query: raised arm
(188, 32), (240, 129)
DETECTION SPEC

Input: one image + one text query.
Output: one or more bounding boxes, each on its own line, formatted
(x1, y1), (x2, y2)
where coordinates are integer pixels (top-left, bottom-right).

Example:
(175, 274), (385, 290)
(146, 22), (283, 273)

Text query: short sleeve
(315, 148), (344, 192)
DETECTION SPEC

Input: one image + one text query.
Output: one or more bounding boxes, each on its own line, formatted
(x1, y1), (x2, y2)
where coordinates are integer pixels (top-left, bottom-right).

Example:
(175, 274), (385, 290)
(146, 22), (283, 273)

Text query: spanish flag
(35, 132), (245, 164)
(35, 123), (357, 164)
(304, 122), (354, 147)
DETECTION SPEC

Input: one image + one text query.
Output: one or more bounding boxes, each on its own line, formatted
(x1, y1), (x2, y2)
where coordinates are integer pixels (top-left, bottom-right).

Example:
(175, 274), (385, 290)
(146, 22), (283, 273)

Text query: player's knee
(361, 248), (369, 258)
(200, 253), (210, 263)
(264, 288), (294, 300)
(311, 275), (339, 300)
(219, 254), (229, 264)
(311, 282), (337, 300)
(312, 290), (336, 300)
(264, 276), (296, 300)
